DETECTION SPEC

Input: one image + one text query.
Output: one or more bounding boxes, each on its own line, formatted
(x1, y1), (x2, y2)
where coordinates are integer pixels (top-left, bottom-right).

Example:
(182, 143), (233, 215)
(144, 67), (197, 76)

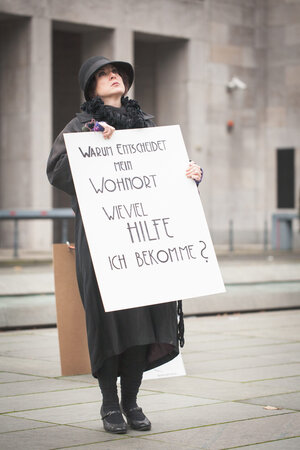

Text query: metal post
(61, 219), (69, 243)
(13, 219), (19, 258)
(229, 219), (234, 252)
(263, 220), (268, 252)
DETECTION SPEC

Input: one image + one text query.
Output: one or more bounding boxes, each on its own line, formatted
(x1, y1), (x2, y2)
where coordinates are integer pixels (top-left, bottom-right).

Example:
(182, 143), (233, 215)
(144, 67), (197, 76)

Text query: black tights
(97, 345), (147, 413)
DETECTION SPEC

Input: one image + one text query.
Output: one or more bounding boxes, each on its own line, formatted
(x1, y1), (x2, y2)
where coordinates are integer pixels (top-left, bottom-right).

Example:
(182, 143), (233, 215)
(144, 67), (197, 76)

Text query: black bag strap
(177, 300), (185, 348)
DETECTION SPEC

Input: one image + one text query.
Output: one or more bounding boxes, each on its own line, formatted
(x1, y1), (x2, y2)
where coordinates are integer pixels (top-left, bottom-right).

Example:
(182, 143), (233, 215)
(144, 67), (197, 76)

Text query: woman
(47, 56), (203, 434)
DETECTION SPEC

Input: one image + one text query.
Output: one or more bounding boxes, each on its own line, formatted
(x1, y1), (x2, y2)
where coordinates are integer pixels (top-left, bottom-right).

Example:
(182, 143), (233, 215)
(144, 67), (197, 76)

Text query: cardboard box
(53, 243), (91, 376)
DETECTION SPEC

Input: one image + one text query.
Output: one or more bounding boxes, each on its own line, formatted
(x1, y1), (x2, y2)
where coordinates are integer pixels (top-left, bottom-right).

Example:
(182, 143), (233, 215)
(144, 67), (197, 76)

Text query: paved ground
(0, 309), (300, 449)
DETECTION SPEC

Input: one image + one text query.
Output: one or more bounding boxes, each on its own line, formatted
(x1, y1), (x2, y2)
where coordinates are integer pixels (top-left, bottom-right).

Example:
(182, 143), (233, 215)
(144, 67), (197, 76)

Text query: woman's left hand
(99, 122), (115, 139)
(186, 161), (203, 183)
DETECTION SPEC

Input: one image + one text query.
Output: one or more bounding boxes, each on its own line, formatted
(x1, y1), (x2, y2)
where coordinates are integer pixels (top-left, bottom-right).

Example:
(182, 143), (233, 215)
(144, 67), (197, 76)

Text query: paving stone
(181, 350), (229, 362)
(183, 353), (300, 375)
(8, 401), (101, 424)
(183, 332), (239, 343)
(0, 386), (100, 414)
(186, 311), (300, 334)
(71, 401), (291, 435)
(0, 415), (55, 433)
(142, 412), (300, 449)
(142, 375), (300, 402)
(0, 424), (120, 450)
(198, 363), (300, 382)
(237, 436), (300, 449)
(132, 392), (218, 412)
(244, 392), (300, 411)
(183, 336), (291, 354)
(2, 346), (60, 362)
(0, 332), (58, 347)
(59, 374), (98, 385)
(0, 372), (42, 383)
(0, 356), (61, 377)
(201, 342), (300, 359)
(63, 437), (193, 449)
(0, 378), (94, 397)
(223, 325), (300, 340)
(253, 352), (300, 365)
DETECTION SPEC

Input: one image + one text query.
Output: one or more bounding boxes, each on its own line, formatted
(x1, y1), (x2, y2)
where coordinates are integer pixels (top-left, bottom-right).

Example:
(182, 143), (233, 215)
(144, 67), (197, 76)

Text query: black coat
(47, 110), (179, 377)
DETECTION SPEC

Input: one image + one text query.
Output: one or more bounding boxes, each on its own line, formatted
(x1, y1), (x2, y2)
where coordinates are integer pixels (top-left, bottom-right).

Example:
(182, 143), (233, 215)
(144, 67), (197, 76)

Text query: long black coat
(47, 110), (179, 377)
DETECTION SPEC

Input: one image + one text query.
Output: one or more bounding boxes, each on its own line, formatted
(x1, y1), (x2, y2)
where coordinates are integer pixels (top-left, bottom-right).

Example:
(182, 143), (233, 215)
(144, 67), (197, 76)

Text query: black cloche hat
(78, 56), (134, 100)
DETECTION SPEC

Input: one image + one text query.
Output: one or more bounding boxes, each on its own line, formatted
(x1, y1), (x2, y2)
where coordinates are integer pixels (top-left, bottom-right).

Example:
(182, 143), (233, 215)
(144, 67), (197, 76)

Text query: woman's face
(93, 64), (125, 102)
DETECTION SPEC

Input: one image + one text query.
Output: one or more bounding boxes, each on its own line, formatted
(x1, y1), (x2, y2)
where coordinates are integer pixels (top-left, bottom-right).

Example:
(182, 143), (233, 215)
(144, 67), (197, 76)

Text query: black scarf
(80, 96), (148, 130)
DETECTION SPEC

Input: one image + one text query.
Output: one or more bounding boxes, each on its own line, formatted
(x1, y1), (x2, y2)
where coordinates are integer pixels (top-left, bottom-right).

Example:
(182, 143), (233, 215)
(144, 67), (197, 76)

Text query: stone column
(81, 28), (115, 103)
(81, 29), (114, 62)
(29, 16), (52, 250)
(113, 28), (134, 97)
(186, 38), (211, 220)
(81, 27), (134, 97)
(0, 16), (52, 251)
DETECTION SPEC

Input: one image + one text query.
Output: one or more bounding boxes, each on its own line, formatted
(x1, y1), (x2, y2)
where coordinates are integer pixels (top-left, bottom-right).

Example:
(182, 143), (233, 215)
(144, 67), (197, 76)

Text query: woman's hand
(186, 161), (203, 183)
(99, 121), (115, 139)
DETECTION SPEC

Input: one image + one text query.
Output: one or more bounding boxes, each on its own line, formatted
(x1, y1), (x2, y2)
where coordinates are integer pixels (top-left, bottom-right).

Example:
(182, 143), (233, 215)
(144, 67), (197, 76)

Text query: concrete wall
(0, 0), (299, 251)
(264, 0), (300, 247)
(202, 0), (266, 245)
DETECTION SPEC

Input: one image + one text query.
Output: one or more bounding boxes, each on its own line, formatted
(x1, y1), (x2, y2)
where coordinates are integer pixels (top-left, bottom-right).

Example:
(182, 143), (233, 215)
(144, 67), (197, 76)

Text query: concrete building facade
(0, 0), (299, 250)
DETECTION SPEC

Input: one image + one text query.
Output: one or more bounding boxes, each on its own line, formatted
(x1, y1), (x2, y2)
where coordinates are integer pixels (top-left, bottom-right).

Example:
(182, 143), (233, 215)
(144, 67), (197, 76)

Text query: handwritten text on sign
(64, 125), (225, 312)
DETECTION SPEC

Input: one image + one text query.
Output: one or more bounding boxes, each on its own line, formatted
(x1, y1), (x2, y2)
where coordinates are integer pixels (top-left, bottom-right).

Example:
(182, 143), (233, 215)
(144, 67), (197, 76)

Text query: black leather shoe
(121, 404), (151, 431)
(100, 406), (127, 434)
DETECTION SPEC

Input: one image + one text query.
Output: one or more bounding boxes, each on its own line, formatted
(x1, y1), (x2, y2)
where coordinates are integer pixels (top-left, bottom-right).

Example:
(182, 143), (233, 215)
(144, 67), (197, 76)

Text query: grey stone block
(183, 354), (299, 376)
(137, 392), (218, 412)
(237, 437), (300, 449)
(0, 295), (56, 328)
(0, 356), (61, 378)
(143, 373), (300, 402)
(198, 363), (300, 383)
(8, 401), (100, 424)
(0, 424), (118, 450)
(229, 25), (254, 47)
(0, 415), (54, 433)
(210, 44), (244, 66)
(286, 65), (300, 86)
(210, 22), (229, 44)
(58, 374), (99, 385)
(183, 335), (291, 354)
(267, 26), (285, 48)
(0, 378), (94, 397)
(203, 343), (300, 360)
(0, 269), (54, 296)
(0, 386), (100, 414)
(267, 3), (288, 26)
(244, 392), (300, 411)
(211, 2), (254, 27)
(66, 437), (188, 449)
(142, 412), (300, 449)
(0, 372), (42, 383)
(286, 23), (300, 45)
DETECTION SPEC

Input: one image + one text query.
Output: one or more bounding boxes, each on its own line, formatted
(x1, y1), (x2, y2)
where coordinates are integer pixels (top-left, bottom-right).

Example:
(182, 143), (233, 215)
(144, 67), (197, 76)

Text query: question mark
(199, 241), (208, 262)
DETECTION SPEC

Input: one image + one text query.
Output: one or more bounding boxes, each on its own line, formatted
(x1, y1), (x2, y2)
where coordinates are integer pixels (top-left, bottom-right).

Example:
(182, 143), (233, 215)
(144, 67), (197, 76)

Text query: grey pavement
(0, 310), (300, 449)
(0, 250), (300, 328)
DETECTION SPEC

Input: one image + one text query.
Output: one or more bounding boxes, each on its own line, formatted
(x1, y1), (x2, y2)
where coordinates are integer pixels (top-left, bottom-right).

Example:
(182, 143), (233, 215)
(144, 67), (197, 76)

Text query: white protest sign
(64, 125), (225, 312)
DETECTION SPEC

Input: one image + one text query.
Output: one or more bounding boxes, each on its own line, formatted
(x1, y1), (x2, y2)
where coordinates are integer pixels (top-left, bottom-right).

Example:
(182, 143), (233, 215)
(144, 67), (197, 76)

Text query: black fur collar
(80, 96), (149, 129)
